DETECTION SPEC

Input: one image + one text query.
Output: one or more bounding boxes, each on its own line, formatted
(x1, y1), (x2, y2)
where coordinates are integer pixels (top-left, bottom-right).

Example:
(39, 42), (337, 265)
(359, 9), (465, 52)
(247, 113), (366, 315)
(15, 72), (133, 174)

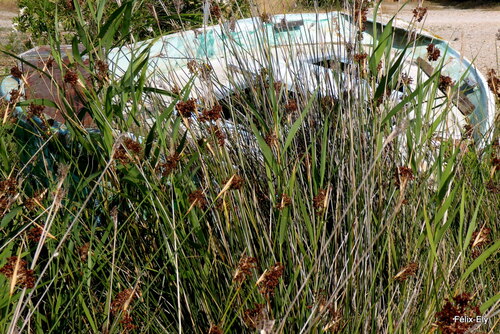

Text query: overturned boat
(1, 11), (497, 149)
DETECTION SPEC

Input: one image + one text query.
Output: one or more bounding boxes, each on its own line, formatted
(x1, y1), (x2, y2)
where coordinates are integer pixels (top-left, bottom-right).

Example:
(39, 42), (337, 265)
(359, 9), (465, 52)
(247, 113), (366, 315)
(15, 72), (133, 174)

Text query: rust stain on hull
(18, 45), (94, 127)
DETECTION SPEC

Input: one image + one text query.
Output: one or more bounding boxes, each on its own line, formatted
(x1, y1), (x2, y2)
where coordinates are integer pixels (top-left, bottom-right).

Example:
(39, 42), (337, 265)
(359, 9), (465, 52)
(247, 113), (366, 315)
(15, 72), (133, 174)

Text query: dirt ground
(0, 7), (17, 71)
(378, 1), (500, 73)
(0, 12), (14, 29)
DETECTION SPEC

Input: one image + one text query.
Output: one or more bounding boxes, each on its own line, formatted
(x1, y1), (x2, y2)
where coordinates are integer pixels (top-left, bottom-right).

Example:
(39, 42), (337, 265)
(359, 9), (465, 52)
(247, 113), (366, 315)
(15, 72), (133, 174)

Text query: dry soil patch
(379, 1), (500, 73)
(0, 7), (15, 29)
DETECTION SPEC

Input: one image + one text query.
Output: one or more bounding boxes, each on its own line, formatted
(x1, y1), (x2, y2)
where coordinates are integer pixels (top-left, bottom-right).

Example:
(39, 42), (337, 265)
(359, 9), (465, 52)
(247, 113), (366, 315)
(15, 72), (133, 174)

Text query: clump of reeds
(0, 1), (497, 333)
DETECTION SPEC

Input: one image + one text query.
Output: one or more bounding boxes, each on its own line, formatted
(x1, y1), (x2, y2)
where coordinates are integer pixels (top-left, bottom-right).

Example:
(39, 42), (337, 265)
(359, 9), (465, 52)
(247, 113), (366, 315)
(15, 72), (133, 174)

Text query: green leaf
(369, 19), (393, 75)
(78, 294), (98, 332)
(319, 117), (329, 187)
(97, 1), (132, 50)
(251, 122), (275, 169)
(17, 99), (59, 109)
(0, 207), (22, 229)
(460, 239), (500, 282)
(143, 87), (178, 98)
(463, 192), (483, 252)
(374, 47), (406, 102)
(96, 0), (107, 26)
(480, 292), (500, 314)
(121, 47), (151, 87)
(381, 71), (439, 124)
(424, 207), (438, 263)
(434, 186), (459, 244)
(145, 121), (157, 158)
(71, 36), (84, 67)
(283, 91), (317, 153)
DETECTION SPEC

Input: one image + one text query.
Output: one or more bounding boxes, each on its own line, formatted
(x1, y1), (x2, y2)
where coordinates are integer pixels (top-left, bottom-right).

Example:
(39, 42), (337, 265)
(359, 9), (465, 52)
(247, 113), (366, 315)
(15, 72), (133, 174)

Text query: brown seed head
(0, 178), (17, 197)
(113, 148), (128, 164)
(313, 189), (328, 213)
(188, 189), (208, 210)
(208, 325), (223, 334)
(27, 103), (45, 119)
(394, 262), (418, 281)
(375, 61), (383, 72)
(0, 256), (36, 288)
(24, 198), (37, 211)
(45, 57), (55, 69)
(435, 292), (480, 334)
(64, 0), (75, 10)
(114, 138), (142, 164)
(0, 177), (17, 216)
(470, 226), (492, 258)
(354, 0), (369, 32)
(398, 166), (414, 180)
(322, 307), (343, 332)
(64, 69), (79, 86)
(260, 12), (272, 23)
(486, 69), (500, 97)
(227, 175), (244, 190)
(78, 242), (90, 261)
(320, 96), (337, 109)
(176, 99), (197, 118)
(124, 138), (142, 155)
(169, 84), (181, 96)
(210, 5), (222, 19)
(412, 6), (428, 22)
(27, 225), (44, 243)
(439, 75), (454, 91)
(0, 197), (9, 217)
(427, 43), (441, 61)
(243, 303), (266, 329)
(187, 60), (198, 74)
(395, 166), (414, 187)
(209, 125), (226, 146)
(233, 255), (258, 283)
(9, 89), (23, 103)
(491, 156), (500, 177)
(257, 262), (284, 298)
(453, 293), (472, 308)
(120, 312), (138, 332)
(463, 124), (474, 139)
(10, 66), (23, 79)
(273, 81), (283, 96)
(284, 99), (298, 113)
(96, 60), (109, 82)
(111, 289), (136, 314)
(199, 104), (223, 122)
(264, 132), (278, 148)
(158, 153), (180, 177)
(345, 42), (354, 55)
(275, 193), (292, 210)
(353, 52), (368, 64)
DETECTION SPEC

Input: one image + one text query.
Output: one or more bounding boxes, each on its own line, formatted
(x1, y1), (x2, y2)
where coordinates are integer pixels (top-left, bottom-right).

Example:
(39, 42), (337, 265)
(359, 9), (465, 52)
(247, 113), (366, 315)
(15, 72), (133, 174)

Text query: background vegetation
(13, 0), (250, 41)
(0, 0), (498, 333)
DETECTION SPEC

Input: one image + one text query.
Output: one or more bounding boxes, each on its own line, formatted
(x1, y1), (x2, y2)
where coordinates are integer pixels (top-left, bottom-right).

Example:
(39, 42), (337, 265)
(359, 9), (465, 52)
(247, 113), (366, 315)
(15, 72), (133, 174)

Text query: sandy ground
(0, 8), (15, 29)
(0, 7), (17, 70)
(378, 1), (500, 73)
